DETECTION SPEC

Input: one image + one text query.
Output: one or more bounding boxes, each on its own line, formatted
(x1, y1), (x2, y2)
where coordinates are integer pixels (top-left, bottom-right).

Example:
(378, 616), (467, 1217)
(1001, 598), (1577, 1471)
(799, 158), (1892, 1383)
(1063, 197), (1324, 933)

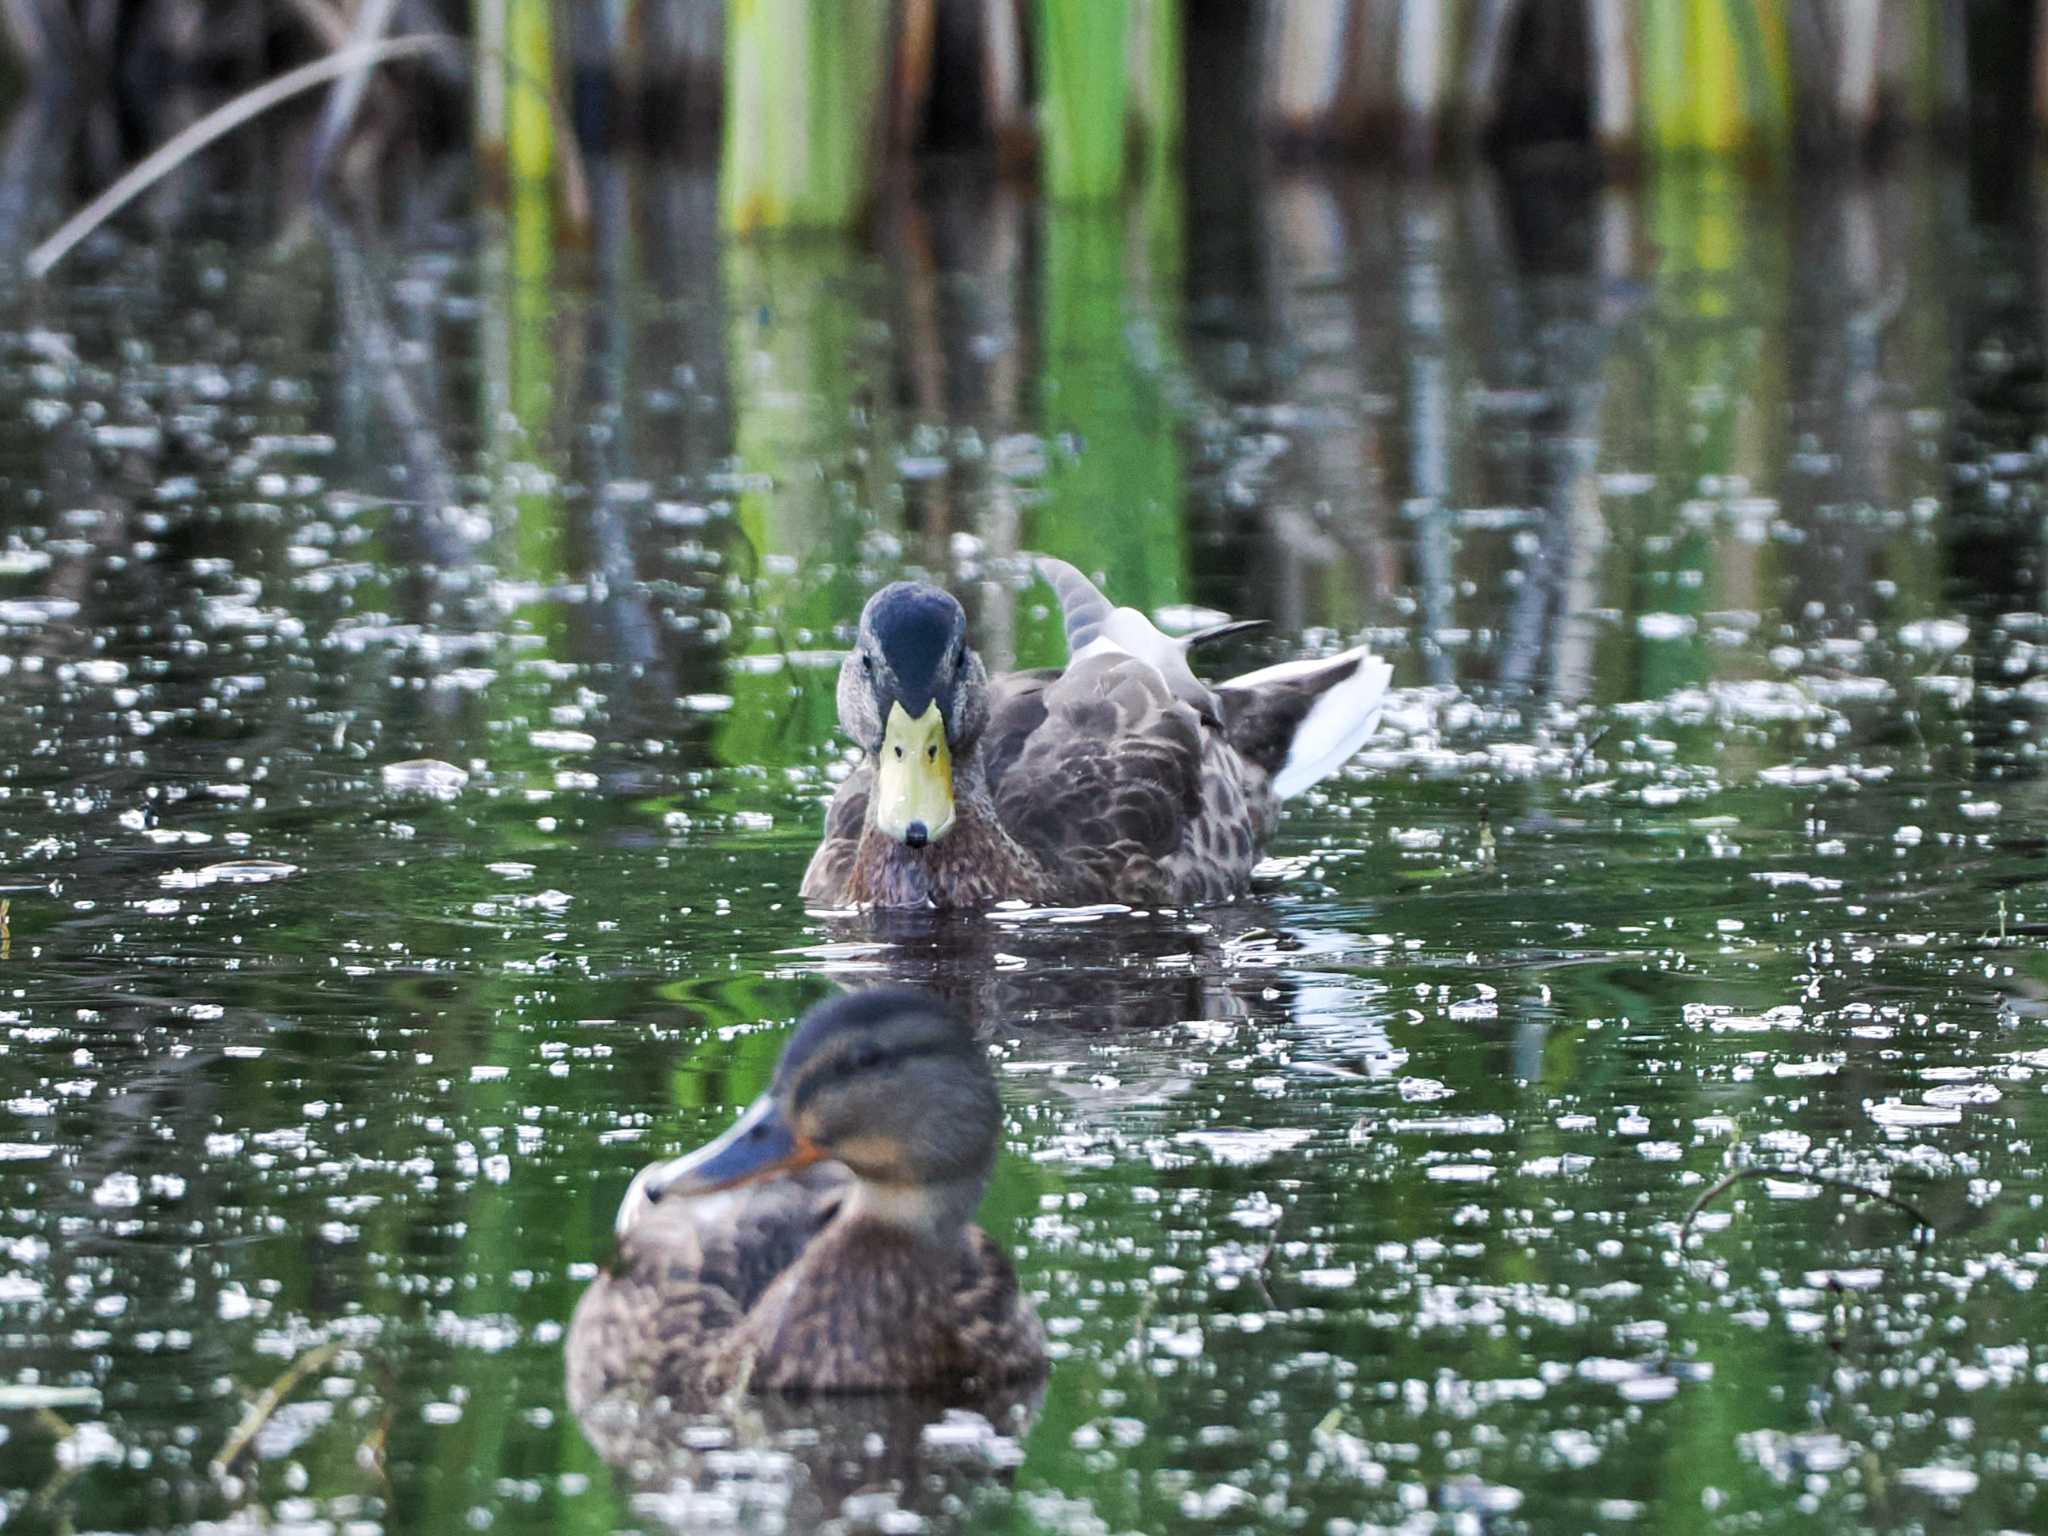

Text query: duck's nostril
(904, 821), (929, 849)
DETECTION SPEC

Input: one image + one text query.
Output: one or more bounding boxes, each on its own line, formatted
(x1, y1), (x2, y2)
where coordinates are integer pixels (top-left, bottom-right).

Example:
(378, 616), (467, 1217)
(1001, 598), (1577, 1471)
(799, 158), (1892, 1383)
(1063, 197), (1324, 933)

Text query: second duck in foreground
(801, 558), (1392, 909)
(566, 988), (1046, 1407)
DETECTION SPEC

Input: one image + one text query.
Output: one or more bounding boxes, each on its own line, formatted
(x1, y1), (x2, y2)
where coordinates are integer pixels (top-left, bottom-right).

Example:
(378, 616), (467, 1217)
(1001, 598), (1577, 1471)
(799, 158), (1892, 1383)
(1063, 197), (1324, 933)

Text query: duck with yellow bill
(801, 557), (1393, 909)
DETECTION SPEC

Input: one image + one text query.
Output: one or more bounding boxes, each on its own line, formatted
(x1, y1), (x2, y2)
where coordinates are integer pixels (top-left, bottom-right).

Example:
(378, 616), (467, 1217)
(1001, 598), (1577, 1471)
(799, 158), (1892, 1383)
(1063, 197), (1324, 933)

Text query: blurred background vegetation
(0, 1), (2039, 248)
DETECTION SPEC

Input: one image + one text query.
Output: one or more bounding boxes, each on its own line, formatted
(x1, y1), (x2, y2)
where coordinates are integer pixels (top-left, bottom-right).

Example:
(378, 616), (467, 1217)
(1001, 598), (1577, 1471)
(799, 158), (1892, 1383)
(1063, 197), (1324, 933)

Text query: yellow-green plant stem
(717, 238), (884, 768)
(1640, 0), (1789, 157)
(505, 0), (554, 183)
(721, 0), (892, 234)
(1129, 0), (1182, 184)
(1028, 201), (1186, 654)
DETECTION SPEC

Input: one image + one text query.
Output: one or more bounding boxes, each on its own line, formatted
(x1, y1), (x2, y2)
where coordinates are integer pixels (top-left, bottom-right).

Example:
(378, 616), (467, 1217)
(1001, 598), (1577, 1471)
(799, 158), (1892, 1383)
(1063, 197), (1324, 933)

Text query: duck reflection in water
(793, 898), (1371, 1116)
(565, 989), (1045, 1523)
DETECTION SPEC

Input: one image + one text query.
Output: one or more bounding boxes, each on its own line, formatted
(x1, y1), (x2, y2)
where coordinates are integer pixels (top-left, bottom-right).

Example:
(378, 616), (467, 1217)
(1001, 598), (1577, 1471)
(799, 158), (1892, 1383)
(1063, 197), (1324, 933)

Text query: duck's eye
(953, 643), (967, 670)
(893, 744), (904, 759)
(843, 1042), (882, 1075)
(860, 652), (875, 676)
(926, 744), (938, 763)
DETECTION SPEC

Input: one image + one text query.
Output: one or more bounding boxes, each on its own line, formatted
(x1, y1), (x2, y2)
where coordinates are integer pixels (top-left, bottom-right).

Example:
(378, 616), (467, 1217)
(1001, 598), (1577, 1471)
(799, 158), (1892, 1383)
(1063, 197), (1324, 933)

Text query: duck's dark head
(836, 582), (988, 848)
(621, 988), (997, 1238)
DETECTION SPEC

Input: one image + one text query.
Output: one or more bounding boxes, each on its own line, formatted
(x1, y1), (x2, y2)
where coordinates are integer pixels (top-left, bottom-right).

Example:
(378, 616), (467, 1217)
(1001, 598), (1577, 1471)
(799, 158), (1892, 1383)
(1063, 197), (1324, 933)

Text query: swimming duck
(800, 558), (1392, 909)
(565, 989), (1046, 1408)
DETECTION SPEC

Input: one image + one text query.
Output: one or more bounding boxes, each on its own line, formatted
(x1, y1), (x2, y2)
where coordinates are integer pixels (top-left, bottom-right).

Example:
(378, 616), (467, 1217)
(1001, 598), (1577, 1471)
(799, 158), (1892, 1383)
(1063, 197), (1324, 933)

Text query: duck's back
(985, 652), (1258, 906)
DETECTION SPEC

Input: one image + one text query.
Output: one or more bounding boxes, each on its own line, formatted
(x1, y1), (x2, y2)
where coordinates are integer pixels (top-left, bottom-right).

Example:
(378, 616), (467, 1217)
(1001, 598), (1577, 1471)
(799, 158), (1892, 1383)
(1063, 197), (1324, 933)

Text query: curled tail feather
(1218, 648), (1391, 799)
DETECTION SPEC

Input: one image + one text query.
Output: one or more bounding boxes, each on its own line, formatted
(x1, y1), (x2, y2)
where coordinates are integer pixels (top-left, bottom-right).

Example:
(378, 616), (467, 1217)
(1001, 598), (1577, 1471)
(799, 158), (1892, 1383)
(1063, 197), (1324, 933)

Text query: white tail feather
(1073, 606), (1220, 717)
(1220, 648), (1392, 799)
(1076, 606), (1180, 671)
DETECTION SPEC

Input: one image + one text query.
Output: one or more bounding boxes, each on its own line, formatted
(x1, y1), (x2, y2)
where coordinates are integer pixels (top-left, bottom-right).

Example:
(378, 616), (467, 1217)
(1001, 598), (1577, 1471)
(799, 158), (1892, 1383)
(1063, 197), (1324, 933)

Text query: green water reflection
(0, 151), (2045, 1535)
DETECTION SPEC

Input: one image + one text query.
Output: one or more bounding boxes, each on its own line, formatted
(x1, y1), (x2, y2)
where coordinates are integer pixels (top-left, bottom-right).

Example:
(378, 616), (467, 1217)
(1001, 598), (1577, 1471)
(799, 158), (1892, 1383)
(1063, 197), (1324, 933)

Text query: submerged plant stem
(211, 1340), (345, 1480)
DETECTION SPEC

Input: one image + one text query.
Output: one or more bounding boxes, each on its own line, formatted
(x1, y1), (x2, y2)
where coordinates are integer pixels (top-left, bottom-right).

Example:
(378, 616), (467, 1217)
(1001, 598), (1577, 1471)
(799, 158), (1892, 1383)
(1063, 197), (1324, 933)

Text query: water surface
(2, 151), (2046, 1534)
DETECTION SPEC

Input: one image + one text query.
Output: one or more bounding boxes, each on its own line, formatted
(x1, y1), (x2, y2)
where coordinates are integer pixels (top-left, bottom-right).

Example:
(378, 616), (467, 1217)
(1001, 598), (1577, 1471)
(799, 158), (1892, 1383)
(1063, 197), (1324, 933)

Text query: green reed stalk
(505, 0), (555, 183)
(1640, 0), (1690, 153)
(1032, 204), (1186, 638)
(1037, 0), (1131, 204)
(1725, 0), (1791, 153)
(721, 0), (891, 233)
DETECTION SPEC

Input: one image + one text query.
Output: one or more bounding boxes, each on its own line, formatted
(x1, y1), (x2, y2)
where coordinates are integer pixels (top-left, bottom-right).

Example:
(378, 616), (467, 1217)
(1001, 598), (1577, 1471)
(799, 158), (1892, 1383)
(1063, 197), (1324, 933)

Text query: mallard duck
(800, 558), (1392, 908)
(565, 989), (1045, 1408)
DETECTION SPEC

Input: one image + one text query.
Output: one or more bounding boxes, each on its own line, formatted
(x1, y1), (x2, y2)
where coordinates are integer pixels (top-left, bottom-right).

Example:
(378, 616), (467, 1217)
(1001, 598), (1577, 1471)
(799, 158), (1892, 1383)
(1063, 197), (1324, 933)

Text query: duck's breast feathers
(744, 1220), (1046, 1394)
(800, 765), (873, 904)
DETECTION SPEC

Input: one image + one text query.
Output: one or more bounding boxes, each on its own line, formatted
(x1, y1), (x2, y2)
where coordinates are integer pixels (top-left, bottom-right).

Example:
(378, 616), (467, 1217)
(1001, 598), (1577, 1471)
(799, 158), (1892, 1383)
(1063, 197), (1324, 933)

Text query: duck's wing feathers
(989, 651), (1216, 904)
(1037, 554), (1119, 653)
(980, 667), (1058, 796)
(947, 1225), (1049, 1388)
(1218, 647), (1392, 801)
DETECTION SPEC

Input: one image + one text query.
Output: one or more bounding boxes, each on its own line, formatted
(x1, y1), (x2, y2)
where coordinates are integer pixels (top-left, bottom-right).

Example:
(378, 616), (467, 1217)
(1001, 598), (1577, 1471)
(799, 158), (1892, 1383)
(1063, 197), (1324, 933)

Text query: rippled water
(3, 152), (2047, 1534)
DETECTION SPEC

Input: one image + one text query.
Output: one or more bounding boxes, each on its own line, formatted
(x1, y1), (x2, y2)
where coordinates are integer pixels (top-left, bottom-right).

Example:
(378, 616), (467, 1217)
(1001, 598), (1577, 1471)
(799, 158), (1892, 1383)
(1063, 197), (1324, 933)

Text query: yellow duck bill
(873, 700), (955, 847)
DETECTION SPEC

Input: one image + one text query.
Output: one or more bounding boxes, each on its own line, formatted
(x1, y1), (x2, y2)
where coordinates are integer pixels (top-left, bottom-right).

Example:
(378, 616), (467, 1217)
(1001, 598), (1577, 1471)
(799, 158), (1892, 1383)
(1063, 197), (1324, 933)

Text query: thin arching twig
(27, 37), (452, 278)
(27, 30), (594, 280)
(1677, 1165), (1935, 1255)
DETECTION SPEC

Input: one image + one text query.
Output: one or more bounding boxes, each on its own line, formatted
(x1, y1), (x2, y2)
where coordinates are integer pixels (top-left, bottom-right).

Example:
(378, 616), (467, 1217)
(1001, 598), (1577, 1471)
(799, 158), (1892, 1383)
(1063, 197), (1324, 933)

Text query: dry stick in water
(31, 1409), (81, 1516)
(210, 1339), (344, 1481)
(1677, 1166), (1935, 1256)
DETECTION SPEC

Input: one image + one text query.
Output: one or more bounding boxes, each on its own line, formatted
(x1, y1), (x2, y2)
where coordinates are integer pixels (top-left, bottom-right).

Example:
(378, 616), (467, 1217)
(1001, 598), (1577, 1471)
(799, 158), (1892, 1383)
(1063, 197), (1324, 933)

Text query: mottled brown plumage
(800, 560), (1391, 910)
(565, 990), (1045, 1413)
